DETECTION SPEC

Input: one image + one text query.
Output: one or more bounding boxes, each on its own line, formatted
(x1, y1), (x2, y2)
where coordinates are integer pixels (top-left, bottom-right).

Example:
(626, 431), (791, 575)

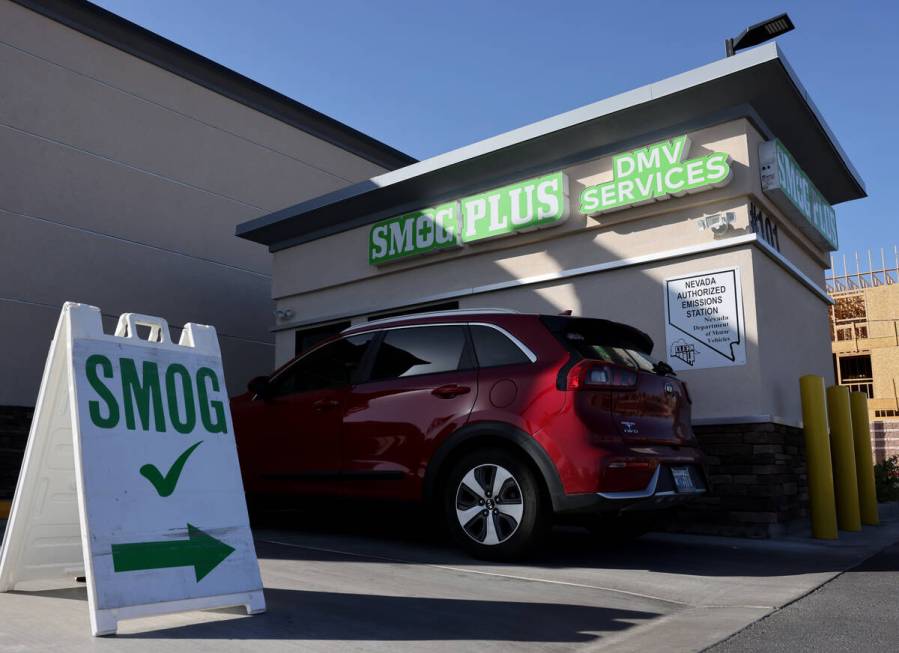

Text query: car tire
(444, 447), (547, 560)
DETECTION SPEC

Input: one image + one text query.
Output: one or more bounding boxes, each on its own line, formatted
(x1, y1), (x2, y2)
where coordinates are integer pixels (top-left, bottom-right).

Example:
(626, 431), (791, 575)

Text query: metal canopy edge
(235, 43), (864, 249)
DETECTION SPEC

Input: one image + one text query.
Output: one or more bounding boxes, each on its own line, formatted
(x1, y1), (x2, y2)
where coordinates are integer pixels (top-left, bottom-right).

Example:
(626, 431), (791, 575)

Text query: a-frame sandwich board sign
(0, 303), (265, 635)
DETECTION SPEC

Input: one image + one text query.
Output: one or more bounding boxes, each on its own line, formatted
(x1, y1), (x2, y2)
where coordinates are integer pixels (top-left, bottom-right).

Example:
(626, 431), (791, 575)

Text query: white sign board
(664, 268), (746, 371)
(0, 303), (264, 636)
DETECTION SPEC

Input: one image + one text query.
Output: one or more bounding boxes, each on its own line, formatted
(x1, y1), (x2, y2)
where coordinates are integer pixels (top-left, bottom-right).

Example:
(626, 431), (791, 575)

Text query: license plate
(671, 467), (695, 492)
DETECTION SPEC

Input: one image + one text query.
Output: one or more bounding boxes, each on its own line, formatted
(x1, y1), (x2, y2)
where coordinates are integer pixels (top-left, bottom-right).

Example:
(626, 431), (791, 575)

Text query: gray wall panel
(0, 0), (394, 407)
(0, 126), (273, 273)
(1, 211), (273, 345)
(0, 1), (388, 182)
(0, 41), (352, 211)
(0, 300), (273, 405)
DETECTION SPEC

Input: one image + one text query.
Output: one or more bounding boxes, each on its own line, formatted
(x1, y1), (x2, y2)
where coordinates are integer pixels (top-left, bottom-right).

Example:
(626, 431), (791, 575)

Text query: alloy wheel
(455, 463), (524, 545)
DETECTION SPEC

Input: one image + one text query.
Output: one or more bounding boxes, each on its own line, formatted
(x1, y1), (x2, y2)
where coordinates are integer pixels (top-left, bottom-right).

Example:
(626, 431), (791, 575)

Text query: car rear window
(470, 325), (531, 368)
(371, 325), (470, 380)
(567, 338), (656, 371)
(541, 315), (666, 372)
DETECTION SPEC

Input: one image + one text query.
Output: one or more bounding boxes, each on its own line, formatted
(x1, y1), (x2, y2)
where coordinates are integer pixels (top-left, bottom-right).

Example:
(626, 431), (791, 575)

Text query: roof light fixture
(725, 13), (795, 57)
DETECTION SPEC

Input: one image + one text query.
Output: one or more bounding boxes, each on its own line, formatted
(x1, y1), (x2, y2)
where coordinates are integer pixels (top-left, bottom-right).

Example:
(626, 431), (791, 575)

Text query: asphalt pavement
(708, 539), (899, 652)
(0, 505), (898, 652)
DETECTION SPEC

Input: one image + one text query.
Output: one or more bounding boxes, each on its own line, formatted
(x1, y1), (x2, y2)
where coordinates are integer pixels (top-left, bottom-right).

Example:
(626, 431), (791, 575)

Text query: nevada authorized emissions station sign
(0, 303), (264, 636)
(664, 267), (746, 371)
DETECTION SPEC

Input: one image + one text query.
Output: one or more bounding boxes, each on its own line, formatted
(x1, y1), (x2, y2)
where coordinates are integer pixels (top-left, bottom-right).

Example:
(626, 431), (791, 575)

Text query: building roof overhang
(236, 42), (866, 251)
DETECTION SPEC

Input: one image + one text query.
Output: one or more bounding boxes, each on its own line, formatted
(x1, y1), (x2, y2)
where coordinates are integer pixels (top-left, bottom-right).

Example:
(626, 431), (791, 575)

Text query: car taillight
(566, 360), (637, 390)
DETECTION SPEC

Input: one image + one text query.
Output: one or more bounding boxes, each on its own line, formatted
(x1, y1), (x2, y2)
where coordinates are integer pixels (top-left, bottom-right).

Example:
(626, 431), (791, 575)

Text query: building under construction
(828, 248), (899, 461)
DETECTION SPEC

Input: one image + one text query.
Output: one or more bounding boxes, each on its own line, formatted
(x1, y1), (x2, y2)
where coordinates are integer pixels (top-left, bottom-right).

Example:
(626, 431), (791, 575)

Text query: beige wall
(0, 0), (390, 405)
(831, 284), (899, 409)
(867, 285), (899, 407)
(273, 120), (757, 300)
(872, 348), (899, 403)
(751, 247), (834, 421)
(269, 117), (834, 425)
(865, 285), (899, 342)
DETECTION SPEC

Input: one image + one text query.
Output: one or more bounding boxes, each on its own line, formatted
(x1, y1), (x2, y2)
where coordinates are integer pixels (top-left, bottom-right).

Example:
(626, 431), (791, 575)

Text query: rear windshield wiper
(653, 360), (675, 376)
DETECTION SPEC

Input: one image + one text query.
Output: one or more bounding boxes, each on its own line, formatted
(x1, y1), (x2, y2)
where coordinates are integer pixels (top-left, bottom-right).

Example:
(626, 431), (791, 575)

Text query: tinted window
(541, 316), (663, 372)
(371, 326), (469, 380)
(563, 333), (659, 372)
(271, 333), (374, 396)
(471, 325), (531, 368)
(294, 321), (350, 356)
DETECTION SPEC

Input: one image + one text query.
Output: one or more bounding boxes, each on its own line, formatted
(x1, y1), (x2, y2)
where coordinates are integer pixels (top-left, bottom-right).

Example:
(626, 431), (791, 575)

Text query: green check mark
(140, 441), (203, 497)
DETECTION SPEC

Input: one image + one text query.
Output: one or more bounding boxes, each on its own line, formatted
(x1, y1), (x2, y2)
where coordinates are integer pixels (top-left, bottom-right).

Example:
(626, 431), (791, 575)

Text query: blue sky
(93, 0), (898, 268)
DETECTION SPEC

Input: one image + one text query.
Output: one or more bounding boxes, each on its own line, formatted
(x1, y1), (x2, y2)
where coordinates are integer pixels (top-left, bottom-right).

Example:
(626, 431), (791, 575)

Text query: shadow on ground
(252, 501), (866, 578)
(109, 588), (657, 642)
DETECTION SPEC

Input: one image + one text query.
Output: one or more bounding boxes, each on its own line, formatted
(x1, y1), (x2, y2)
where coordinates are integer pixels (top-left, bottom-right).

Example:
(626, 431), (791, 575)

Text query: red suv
(232, 309), (706, 558)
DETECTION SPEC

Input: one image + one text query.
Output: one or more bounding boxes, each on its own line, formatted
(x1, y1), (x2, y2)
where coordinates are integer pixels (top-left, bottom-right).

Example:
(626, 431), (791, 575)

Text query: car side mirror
(248, 375), (271, 399)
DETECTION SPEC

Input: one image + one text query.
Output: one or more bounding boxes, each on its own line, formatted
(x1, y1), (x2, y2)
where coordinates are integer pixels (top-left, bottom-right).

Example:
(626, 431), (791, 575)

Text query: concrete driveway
(1, 506), (898, 652)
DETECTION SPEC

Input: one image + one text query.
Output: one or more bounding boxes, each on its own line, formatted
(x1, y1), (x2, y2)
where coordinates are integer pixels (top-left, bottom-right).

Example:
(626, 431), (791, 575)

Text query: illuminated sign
(368, 172), (569, 265)
(580, 135), (732, 215)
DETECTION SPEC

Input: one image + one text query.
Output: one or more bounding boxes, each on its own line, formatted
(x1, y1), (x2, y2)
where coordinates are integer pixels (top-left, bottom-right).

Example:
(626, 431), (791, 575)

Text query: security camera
(272, 308), (295, 321)
(697, 211), (736, 235)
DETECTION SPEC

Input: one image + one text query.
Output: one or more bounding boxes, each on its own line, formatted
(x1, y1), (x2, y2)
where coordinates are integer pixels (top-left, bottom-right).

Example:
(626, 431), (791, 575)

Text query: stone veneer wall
(671, 422), (809, 538)
(871, 420), (899, 463)
(0, 407), (32, 501)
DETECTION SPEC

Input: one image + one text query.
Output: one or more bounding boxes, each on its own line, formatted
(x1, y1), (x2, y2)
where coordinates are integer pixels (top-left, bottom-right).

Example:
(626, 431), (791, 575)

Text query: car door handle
(312, 399), (340, 412)
(432, 384), (471, 399)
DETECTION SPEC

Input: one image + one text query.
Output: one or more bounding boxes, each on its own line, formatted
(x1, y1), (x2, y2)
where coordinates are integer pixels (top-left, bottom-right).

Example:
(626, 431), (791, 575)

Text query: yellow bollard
(799, 375), (838, 539)
(826, 385), (862, 532)
(850, 392), (880, 526)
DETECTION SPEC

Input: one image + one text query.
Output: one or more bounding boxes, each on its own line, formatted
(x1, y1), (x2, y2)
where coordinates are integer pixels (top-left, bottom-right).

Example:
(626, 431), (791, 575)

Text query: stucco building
(238, 45), (866, 535)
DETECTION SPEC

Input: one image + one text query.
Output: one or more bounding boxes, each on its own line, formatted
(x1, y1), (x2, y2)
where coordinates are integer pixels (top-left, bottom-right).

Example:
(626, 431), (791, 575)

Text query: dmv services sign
(0, 304), (264, 636)
(759, 139), (838, 251)
(368, 171), (569, 265)
(580, 135), (732, 215)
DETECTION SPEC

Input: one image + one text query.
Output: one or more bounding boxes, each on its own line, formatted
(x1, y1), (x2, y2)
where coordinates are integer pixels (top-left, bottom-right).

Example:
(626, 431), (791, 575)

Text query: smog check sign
(0, 304), (264, 636)
(368, 171), (570, 265)
(367, 134), (731, 266)
(664, 268), (746, 371)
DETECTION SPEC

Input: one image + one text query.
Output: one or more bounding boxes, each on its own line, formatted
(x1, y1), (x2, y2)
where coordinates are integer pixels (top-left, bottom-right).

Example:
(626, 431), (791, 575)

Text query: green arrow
(111, 524), (235, 581)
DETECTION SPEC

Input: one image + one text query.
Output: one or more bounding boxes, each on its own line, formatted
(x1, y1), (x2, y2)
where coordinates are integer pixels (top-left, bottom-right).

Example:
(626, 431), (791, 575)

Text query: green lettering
(197, 367), (227, 434)
(86, 354), (119, 429)
(120, 359), (166, 432)
(579, 135), (732, 215)
(165, 364), (196, 434)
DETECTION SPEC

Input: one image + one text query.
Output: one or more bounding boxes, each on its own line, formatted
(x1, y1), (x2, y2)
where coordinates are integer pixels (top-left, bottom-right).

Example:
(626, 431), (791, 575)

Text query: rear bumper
(554, 463), (707, 515)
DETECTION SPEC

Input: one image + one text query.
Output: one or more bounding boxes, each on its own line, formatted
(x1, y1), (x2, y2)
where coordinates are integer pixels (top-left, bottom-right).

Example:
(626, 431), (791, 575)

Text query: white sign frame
(0, 303), (264, 636)
(664, 267), (746, 371)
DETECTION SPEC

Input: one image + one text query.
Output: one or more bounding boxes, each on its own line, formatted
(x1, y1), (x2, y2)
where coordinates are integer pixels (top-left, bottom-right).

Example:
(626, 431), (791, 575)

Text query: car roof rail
(345, 308), (519, 331)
